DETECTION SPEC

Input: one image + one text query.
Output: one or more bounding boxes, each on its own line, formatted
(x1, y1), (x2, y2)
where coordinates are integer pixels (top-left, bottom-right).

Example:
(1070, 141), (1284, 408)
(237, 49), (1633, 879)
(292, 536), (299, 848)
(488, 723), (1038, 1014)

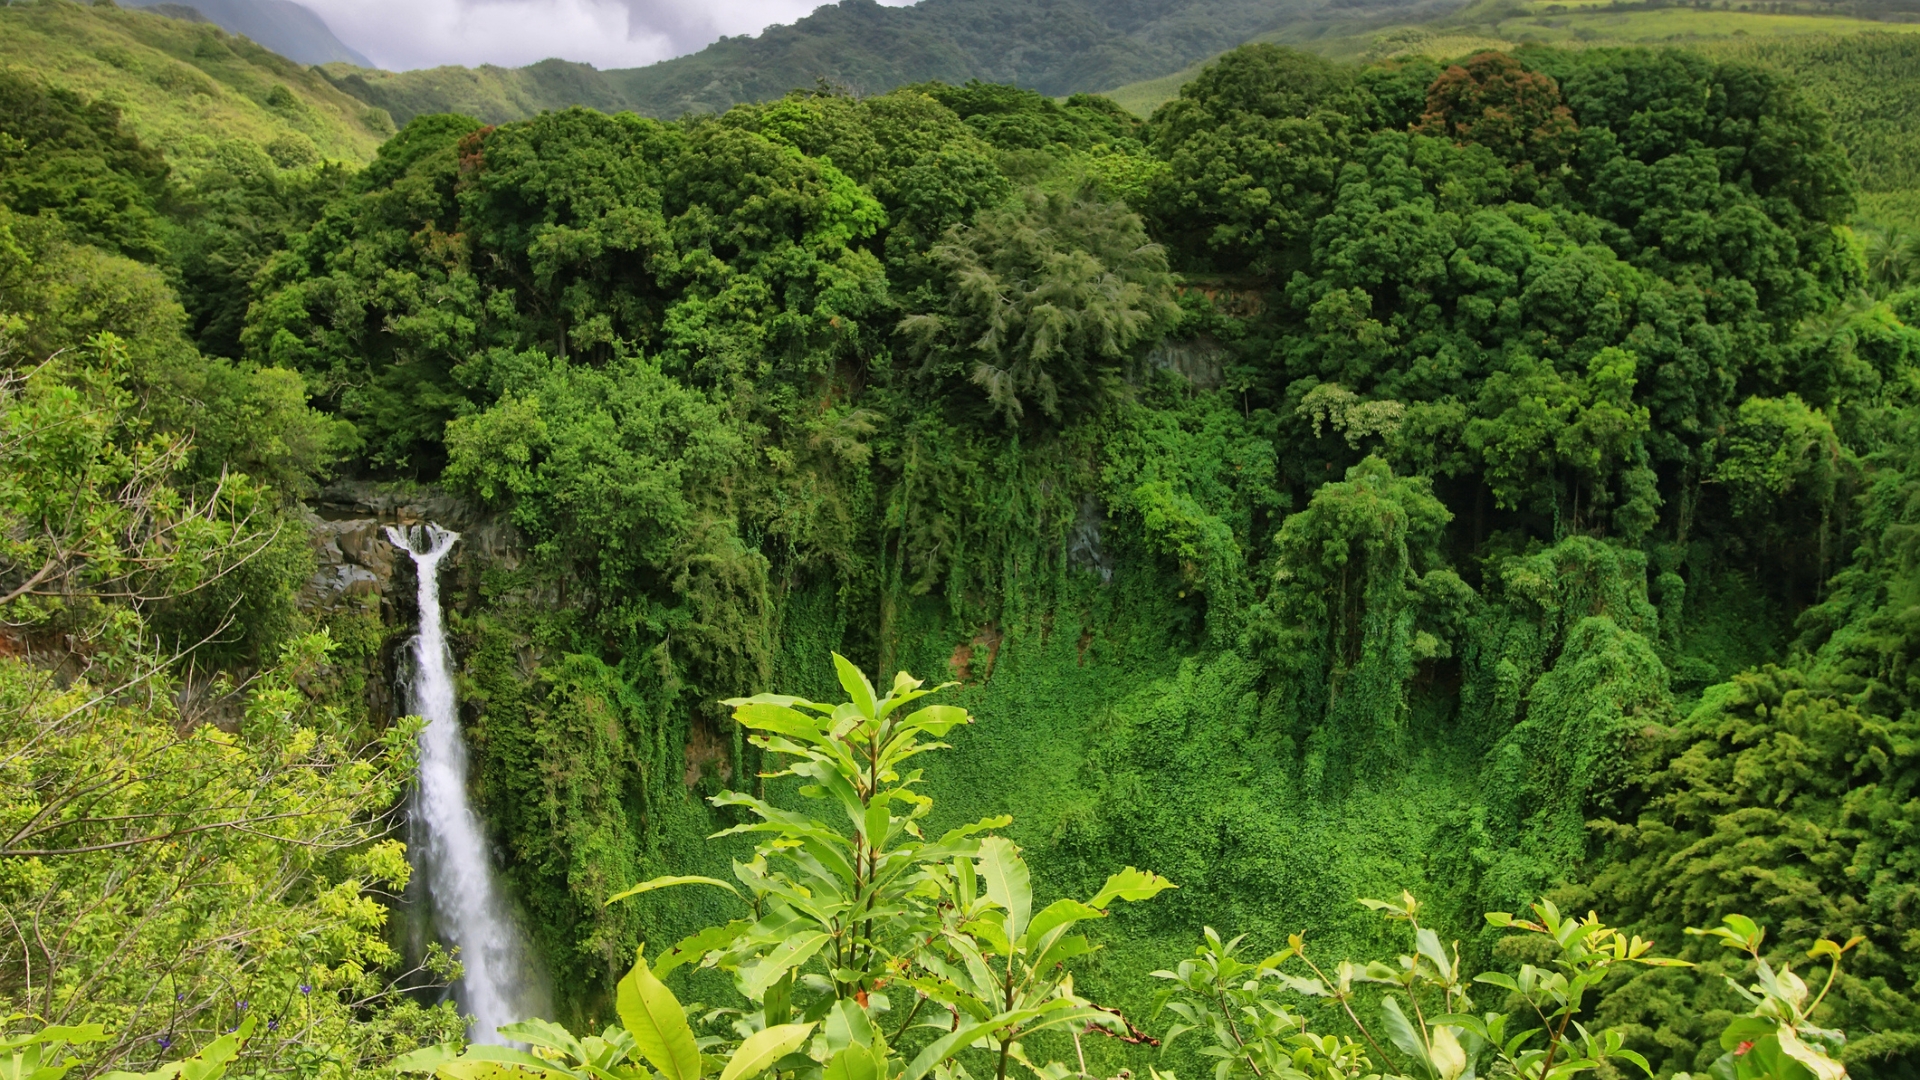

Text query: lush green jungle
(5, 9), (1920, 1080)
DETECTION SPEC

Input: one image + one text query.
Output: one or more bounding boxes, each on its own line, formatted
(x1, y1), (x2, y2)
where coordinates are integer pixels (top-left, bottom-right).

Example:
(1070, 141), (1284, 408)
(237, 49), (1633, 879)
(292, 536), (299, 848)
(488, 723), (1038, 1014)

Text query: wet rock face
(296, 481), (546, 732)
(299, 481), (524, 615)
(303, 516), (398, 611)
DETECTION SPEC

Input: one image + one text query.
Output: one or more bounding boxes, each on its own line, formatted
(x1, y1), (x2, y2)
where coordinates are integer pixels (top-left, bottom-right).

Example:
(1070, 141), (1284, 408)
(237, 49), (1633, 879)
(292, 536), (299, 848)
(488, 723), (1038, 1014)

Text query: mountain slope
(125, 0), (373, 67)
(0, 0), (390, 173)
(317, 0), (1450, 124)
(318, 57), (632, 127)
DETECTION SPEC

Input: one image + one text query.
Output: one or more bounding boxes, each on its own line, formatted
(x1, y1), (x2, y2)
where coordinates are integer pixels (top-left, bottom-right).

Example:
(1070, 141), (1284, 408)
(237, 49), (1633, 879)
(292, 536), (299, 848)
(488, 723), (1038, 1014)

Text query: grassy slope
(0, 0), (390, 174)
(317, 57), (632, 127)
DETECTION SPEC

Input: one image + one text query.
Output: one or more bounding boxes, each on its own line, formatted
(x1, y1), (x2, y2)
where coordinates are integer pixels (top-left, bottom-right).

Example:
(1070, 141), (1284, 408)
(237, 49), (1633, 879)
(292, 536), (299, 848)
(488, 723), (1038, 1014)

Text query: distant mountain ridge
(317, 0), (1446, 125)
(125, 0), (372, 67)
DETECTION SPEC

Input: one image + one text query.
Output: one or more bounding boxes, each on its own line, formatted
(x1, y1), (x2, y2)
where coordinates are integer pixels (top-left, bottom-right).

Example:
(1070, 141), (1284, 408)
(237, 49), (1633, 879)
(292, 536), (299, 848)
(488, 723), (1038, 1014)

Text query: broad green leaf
(390, 1044), (459, 1075)
(1379, 996), (1427, 1073)
(1431, 1025), (1467, 1080)
(438, 1063), (549, 1080)
(719, 1023), (816, 1080)
(1031, 932), (1095, 970)
(732, 703), (829, 744)
(925, 816), (1014, 858)
(825, 997), (878, 1054)
(904, 1020), (1008, 1080)
(607, 876), (742, 906)
(1807, 936), (1864, 961)
(618, 947), (703, 1080)
(1776, 1026), (1846, 1080)
(1719, 1017), (1776, 1053)
(899, 705), (969, 737)
(1613, 1049), (1654, 1077)
(18, 1025), (109, 1048)
(790, 758), (869, 836)
(1023, 899), (1104, 952)
(448, 1045), (566, 1071)
(497, 1019), (586, 1060)
(763, 969), (795, 1027)
(1416, 927), (1454, 982)
(964, 912), (1014, 956)
(1275, 973), (1328, 997)
(943, 930), (1005, 1003)
(876, 688), (935, 723)
(957, 853), (977, 907)
(723, 693), (821, 710)
(656, 920), (752, 978)
(825, 1046), (881, 1080)
(833, 653), (878, 718)
(740, 932), (831, 1000)
(978, 836), (1032, 944)
(1088, 867), (1175, 909)
(103, 1017), (257, 1080)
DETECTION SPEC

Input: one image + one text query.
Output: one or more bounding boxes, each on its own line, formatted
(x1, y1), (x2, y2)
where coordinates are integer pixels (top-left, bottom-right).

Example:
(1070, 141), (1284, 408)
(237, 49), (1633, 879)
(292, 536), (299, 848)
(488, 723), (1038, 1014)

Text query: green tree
(900, 185), (1179, 425)
(1415, 53), (1577, 180)
(0, 71), (169, 263)
(1144, 45), (1364, 275)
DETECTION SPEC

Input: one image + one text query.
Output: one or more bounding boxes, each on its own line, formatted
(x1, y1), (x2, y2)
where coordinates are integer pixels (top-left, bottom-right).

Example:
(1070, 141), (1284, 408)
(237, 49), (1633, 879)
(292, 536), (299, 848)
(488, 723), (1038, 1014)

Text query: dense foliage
(1, 71), (451, 1073)
(8, 20), (1920, 1080)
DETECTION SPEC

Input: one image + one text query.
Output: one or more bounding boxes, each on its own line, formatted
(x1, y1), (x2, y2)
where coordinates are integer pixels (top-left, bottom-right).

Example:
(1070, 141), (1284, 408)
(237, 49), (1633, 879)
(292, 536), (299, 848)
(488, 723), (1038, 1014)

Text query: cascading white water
(387, 523), (545, 1044)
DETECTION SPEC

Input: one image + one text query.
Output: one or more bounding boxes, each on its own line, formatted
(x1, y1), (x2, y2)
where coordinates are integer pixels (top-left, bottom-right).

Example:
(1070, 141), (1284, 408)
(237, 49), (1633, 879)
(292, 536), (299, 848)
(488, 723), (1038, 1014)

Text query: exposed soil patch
(949, 622), (1004, 684)
(683, 719), (733, 788)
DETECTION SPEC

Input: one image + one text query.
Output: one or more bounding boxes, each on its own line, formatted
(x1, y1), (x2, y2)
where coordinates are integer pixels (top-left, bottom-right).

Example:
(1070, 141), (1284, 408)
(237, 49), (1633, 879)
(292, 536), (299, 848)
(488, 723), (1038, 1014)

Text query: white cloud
(303, 0), (910, 73)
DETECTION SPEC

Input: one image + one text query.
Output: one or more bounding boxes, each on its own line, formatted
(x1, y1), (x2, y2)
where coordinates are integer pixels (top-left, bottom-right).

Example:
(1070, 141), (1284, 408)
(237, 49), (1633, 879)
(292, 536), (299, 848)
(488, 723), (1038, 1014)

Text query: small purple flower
(268, 1018), (279, 1032)
(157, 1036), (173, 1050)
(298, 983), (312, 996)
(238, 1000), (249, 1011)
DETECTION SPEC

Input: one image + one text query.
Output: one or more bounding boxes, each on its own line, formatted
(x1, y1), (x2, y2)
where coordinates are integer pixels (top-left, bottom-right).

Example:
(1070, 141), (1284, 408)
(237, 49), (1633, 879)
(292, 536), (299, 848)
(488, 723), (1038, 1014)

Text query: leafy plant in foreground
(1678, 916), (1858, 1080)
(1156, 898), (1860, 1080)
(411, 655), (1171, 1080)
(609, 654), (1014, 1014)
(1, 1017), (256, 1080)
(1157, 895), (1683, 1080)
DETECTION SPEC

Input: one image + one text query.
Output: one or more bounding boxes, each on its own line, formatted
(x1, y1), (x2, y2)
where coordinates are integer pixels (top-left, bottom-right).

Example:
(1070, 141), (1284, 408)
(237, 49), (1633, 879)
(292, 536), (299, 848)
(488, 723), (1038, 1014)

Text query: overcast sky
(302, 0), (909, 73)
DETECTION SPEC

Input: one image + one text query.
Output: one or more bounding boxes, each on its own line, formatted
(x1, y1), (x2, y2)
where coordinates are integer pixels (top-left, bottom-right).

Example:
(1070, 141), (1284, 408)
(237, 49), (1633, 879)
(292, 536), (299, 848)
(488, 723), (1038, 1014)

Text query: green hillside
(314, 0), (1452, 124)
(0, 0), (391, 174)
(316, 56), (632, 127)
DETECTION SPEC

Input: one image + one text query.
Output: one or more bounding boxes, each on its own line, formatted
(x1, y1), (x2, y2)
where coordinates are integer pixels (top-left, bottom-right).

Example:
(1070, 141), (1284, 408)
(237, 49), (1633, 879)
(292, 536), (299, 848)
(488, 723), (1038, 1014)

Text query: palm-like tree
(1862, 223), (1919, 297)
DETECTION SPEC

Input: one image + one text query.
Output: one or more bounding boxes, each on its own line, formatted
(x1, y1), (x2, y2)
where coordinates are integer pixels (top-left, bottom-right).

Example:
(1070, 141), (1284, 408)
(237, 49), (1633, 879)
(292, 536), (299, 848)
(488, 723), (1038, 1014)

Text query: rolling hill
(313, 0), (1455, 124)
(0, 0), (390, 173)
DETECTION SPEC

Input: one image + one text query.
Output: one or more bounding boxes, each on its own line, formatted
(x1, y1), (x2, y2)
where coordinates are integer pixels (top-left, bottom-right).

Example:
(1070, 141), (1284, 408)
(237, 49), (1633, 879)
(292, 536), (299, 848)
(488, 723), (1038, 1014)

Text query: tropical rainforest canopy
(3, 26), (1919, 1080)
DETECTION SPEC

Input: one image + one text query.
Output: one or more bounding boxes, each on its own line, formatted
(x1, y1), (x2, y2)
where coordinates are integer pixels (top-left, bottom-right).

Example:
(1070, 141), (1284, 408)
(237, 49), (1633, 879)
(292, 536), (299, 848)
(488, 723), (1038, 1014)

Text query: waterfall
(387, 523), (547, 1044)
